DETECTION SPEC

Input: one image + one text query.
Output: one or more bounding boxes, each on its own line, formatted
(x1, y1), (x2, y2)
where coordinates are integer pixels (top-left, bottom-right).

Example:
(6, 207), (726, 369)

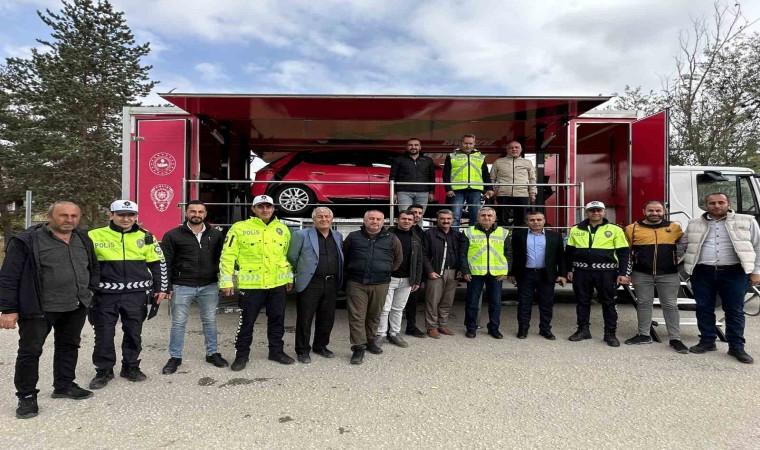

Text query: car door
(365, 151), (398, 200)
(304, 150), (371, 200)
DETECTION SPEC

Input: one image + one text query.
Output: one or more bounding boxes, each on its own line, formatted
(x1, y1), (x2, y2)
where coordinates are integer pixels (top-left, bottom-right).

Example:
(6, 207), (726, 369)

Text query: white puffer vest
(683, 211), (756, 274)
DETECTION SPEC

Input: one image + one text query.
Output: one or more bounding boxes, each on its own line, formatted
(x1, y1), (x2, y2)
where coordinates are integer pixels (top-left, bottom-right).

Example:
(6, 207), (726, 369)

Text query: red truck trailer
(122, 95), (668, 239)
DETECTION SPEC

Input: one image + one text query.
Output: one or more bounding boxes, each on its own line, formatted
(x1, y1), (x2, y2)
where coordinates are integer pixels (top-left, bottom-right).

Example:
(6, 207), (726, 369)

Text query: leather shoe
(313, 347), (334, 358)
(539, 330), (556, 340)
(487, 329), (504, 339)
(689, 342), (717, 354)
(438, 327), (455, 336)
(88, 370), (113, 390)
(465, 330), (476, 339)
(603, 332), (620, 347)
(162, 357), (182, 374)
(427, 328), (440, 339)
(297, 353), (311, 364)
(516, 328), (528, 339)
(205, 353), (229, 368)
(120, 366), (147, 382)
(268, 352), (295, 365)
(51, 383), (93, 400)
(405, 327), (427, 338)
(230, 355), (249, 371)
(568, 327), (592, 341)
(727, 348), (754, 364)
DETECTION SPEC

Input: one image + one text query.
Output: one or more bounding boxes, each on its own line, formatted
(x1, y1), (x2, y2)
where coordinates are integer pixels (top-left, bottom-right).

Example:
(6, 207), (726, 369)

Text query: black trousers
(235, 286), (286, 358)
(516, 269), (556, 331)
(496, 196), (530, 227)
(571, 270), (618, 331)
(92, 291), (148, 371)
(295, 275), (338, 355)
(404, 288), (422, 331)
(15, 306), (88, 398)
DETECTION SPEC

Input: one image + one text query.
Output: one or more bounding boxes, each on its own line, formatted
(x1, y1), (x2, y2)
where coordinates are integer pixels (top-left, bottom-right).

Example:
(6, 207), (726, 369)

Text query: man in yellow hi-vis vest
(88, 200), (169, 390)
(565, 201), (630, 347)
(220, 195), (295, 371)
(443, 134), (494, 229)
(462, 207), (511, 339)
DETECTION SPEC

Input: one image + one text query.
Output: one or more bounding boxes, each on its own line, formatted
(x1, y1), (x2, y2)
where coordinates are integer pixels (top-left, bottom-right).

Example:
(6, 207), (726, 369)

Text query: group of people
(0, 140), (757, 421)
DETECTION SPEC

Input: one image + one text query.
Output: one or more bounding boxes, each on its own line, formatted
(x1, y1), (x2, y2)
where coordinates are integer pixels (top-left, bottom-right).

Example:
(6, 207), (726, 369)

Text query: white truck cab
(668, 166), (760, 228)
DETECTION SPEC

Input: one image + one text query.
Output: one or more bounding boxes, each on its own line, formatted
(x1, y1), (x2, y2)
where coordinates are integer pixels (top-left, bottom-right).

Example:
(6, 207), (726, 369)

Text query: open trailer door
(630, 110), (668, 222)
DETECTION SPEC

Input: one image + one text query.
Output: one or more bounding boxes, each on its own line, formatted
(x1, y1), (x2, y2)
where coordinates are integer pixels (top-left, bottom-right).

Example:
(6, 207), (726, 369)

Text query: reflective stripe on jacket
(450, 151), (486, 191)
(463, 225), (509, 275)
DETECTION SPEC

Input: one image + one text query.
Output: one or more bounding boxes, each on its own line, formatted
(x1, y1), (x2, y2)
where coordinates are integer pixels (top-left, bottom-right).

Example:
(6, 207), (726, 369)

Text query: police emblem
(154, 246), (163, 254)
(604, 231), (612, 238)
(136, 239), (145, 248)
(148, 152), (177, 176)
(276, 228), (283, 235)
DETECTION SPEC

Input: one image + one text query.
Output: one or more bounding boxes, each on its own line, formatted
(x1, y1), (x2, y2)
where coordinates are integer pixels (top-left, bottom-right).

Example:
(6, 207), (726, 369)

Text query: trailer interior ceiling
(161, 94), (610, 161)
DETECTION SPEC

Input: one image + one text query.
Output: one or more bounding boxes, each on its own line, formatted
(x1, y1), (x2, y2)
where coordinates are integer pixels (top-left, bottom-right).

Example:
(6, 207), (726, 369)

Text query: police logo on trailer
(148, 152), (177, 176)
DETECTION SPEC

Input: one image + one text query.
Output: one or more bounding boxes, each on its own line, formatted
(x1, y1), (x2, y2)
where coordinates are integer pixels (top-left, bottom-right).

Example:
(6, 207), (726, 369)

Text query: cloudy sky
(1, 0), (758, 105)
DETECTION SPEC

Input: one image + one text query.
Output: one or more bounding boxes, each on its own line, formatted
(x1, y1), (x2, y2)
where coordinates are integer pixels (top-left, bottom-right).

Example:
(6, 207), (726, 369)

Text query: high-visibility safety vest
(450, 151), (486, 191)
(567, 220), (628, 270)
(463, 226), (509, 275)
(219, 216), (293, 290)
(88, 223), (169, 293)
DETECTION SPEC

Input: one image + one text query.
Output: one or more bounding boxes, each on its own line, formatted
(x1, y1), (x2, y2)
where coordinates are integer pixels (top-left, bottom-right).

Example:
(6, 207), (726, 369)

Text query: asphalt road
(1, 294), (759, 449)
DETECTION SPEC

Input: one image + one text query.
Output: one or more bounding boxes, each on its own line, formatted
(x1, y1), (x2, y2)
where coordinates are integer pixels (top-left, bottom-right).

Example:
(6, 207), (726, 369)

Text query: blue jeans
(169, 284), (220, 358)
(397, 191), (429, 214)
(465, 274), (503, 332)
(690, 264), (747, 349)
(452, 189), (483, 229)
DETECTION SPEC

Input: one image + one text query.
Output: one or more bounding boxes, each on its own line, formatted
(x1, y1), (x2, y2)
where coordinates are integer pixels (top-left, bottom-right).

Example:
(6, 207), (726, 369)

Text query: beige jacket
(682, 211), (760, 274)
(490, 156), (536, 197)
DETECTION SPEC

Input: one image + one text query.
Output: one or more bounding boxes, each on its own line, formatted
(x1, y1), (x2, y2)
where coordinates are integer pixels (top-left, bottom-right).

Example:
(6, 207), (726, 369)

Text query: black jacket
(388, 226), (424, 285)
(422, 226), (468, 276)
(343, 227), (402, 285)
(508, 229), (566, 283)
(389, 153), (436, 193)
(0, 224), (99, 318)
(161, 222), (224, 287)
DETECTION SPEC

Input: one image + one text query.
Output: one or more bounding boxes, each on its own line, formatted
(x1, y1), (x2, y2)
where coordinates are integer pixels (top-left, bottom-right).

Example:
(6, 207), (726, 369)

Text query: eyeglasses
(587, 209), (604, 213)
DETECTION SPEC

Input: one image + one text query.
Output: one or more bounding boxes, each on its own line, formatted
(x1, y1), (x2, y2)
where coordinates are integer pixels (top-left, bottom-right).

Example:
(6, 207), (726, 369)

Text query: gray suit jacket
(287, 227), (344, 293)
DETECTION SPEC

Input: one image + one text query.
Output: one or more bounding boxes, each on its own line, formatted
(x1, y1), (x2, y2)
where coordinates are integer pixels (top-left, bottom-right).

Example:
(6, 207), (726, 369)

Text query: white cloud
(194, 62), (230, 83)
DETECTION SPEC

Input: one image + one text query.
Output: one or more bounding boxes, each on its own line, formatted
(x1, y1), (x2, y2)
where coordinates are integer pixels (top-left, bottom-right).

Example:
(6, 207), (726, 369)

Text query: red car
(252, 149), (446, 216)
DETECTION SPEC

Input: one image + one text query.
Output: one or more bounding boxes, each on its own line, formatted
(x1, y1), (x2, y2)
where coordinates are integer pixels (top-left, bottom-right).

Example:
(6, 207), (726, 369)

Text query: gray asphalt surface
(2, 291), (759, 449)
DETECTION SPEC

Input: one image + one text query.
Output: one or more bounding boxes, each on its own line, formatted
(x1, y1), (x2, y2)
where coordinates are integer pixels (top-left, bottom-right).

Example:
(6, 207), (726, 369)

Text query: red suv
(252, 149), (446, 216)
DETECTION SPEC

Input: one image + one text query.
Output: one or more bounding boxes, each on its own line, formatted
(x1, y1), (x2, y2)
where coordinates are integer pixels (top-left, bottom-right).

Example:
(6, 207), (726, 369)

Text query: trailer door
(630, 110), (668, 221)
(133, 118), (189, 240)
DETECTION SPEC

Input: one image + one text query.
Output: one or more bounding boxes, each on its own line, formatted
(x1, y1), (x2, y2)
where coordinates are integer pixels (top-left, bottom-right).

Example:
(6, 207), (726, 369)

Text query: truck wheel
(274, 185), (314, 217)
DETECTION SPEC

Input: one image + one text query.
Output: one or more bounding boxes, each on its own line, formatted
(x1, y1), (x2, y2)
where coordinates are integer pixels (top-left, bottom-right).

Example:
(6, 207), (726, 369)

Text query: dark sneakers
(206, 353), (229, 368)
(366, 341), (383, 355)
(487, 329), (504, 339)
(313, 348), (335, 358)
(162, 357), (182, 375)
(689, 342), (718, 354)
(539, 330), (556, 340)
(669, 340), (689, 354)
(231, 355), (249, 371)
(516, 328), (528, 339)
(120, 366), (147, 382)
(727, 348), (754, 364)
(568, 327), (592, 341)
(16, 395), (38, 419)
(51, 383), (93, 400)
(624, 334), (653, 345)
(268, 352), (295, 365)
(603, 332), (620, 347)
(88, 370), (114, 390)
(465, 331), (476, 339)
(350, 347), (365, 365)
(297, 353), (311, 364)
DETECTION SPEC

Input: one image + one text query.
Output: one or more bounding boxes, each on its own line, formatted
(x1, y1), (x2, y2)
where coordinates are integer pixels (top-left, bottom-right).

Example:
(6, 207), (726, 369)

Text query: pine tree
(0, 0), (156, 228)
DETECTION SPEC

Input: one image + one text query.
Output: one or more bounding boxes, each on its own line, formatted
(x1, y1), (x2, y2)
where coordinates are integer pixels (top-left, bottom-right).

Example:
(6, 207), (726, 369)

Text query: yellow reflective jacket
(565, 219), (629, 273)
(219, 216), (293, 289)
(463, 225), (510, 276)
(88, 223), (169, 293)
(449, 151), (486, 191)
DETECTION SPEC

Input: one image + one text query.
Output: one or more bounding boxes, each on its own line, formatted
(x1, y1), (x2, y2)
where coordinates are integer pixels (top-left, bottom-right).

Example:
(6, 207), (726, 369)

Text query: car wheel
(274, 185), (314, 216)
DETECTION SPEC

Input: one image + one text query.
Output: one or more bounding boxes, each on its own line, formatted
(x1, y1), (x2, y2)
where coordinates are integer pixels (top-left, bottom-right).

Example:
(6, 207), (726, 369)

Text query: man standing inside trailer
(443, 134), (494, 229)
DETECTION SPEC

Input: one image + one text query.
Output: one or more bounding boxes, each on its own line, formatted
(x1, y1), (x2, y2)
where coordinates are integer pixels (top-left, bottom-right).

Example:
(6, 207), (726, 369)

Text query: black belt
(526, 267), (545, 271)
(312, 274), (337, 280)
(696, 264), (742, 271)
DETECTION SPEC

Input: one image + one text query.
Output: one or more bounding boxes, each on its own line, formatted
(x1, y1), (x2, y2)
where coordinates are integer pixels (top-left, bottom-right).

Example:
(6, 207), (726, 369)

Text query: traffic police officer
(462, 207), (510, 339)
(565, 201), (629, 347)
(220, 195), (295, 371)
(88, 200), (169, 389)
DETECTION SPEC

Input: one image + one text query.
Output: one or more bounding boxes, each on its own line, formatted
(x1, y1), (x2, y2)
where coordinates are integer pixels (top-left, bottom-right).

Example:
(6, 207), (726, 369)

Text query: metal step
(652, 297), (696, 305)
(652, 317), (723, 328)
